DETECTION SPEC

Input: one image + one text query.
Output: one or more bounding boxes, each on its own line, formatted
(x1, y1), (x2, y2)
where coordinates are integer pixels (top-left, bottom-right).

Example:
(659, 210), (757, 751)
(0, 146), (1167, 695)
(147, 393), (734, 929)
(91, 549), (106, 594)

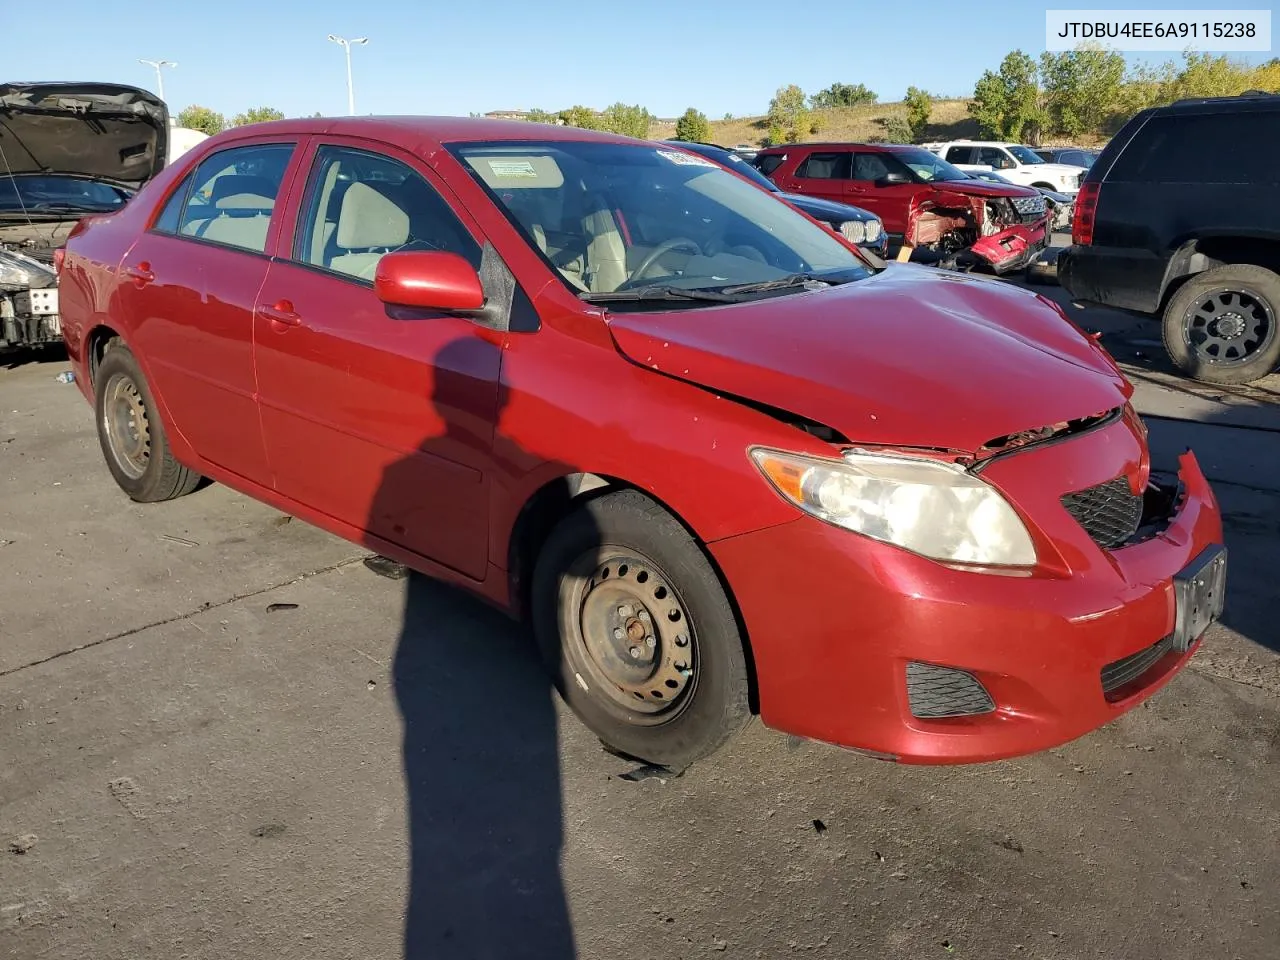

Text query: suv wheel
(531, 489), (751, 771)
(1162, 264), (1280, 385)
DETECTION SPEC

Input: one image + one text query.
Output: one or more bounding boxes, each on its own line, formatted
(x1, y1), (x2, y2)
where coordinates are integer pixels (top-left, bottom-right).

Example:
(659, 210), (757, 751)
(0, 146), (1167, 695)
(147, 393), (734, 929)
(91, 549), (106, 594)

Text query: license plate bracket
(1172, 545), (1228, 652)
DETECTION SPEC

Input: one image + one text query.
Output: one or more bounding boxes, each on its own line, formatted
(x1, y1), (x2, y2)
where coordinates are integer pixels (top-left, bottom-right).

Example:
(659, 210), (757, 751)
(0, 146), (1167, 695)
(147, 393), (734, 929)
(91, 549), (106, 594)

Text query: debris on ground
(616, 763), (673, 784)
(265, 602), (299, 613)
(811, 818), (828, 835)
(160, 534), (199, 547)
(54, 371), (75, 384)
(8, 833), (38, 855)
(363, 555), (409, 580)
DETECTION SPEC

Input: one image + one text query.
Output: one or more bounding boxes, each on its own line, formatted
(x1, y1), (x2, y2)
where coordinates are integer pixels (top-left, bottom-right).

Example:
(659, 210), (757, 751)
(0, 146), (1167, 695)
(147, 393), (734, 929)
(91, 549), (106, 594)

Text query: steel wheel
(568, 550), (697, 723)
(1183, 288), (1276, 366)
(101, 372), (151, 480)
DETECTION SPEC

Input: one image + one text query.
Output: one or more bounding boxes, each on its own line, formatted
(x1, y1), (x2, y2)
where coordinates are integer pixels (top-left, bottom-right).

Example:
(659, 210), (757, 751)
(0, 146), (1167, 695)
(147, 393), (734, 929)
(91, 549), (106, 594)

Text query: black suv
(1059, 92), (1280, 385)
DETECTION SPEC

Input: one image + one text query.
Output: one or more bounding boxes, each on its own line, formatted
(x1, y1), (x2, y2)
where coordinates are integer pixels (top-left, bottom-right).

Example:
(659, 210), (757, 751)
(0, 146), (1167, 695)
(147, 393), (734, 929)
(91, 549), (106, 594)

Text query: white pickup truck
(921, 140), (1086, 195)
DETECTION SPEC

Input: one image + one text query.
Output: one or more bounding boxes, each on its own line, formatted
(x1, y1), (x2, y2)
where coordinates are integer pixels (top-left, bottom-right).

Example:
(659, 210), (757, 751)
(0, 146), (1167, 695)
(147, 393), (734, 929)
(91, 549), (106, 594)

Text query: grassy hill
(648, 98), (981, 147)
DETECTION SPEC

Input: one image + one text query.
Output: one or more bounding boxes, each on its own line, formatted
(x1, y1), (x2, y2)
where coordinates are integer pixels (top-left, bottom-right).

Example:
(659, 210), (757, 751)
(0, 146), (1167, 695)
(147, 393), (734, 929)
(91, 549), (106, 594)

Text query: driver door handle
(259, 299), (302, 327)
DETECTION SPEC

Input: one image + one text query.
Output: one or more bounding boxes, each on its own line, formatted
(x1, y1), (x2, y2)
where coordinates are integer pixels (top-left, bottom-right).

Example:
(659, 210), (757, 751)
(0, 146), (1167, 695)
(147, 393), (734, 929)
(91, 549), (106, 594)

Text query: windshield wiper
(714, 273), (842, 295)
(580, 284), (746, 304)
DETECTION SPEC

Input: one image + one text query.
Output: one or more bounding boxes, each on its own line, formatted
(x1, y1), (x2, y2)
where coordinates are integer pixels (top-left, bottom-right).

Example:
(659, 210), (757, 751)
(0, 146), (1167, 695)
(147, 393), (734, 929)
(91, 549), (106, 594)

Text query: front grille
(906, 662), (996, 718)
(1061, 476), (1143, 549)
(1101, 635), (1174, 697)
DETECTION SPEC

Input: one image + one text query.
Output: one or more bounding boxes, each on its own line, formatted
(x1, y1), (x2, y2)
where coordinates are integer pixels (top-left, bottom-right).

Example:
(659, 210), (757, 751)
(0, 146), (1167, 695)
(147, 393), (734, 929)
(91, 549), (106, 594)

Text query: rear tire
(94, 341), (203, 502)
(531, 489), (751, 771)
(1162, 264), (1280, 385)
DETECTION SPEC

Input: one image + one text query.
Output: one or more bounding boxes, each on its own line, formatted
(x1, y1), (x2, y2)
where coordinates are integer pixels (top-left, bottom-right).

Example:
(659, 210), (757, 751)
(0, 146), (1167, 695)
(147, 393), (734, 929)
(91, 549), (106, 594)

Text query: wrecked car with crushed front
(0, 82), (167, 353)
(58, 118), (1225, 772)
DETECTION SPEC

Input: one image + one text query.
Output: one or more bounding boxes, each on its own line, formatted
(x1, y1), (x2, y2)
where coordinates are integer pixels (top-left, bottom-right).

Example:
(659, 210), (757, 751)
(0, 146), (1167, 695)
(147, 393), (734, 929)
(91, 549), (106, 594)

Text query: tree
(599, 102), (654, 139)
(904, 86), (932, 140)
(673, 107), (711, 142)
(558, 105), (602, 130)
(176, 105), (226, 136)
(876, 115), (913, 143)
(1039, 44), (1127, 137)
(526, 108), (558, 124)
(767, 84), (810, 144)
(810, 83), (877, 109)
(232, 106), (285, 127)
(968, 50), (1045, 141)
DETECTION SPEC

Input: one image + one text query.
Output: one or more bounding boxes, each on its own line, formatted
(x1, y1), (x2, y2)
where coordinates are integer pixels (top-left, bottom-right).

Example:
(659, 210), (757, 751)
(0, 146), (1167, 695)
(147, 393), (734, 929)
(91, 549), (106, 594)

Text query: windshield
(1009, 145), (1046, 164)
(893, 147), (971, 183)
(0, 175), (129, 215)
(967, 169), (1014, 185)
(450, 140), (872, 303)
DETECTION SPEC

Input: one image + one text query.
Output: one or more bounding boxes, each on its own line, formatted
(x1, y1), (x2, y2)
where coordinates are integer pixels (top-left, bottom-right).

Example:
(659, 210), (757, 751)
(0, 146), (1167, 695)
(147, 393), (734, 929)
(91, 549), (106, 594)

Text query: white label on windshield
(656, 149), (717, 167)
(486, 159), (538, 178)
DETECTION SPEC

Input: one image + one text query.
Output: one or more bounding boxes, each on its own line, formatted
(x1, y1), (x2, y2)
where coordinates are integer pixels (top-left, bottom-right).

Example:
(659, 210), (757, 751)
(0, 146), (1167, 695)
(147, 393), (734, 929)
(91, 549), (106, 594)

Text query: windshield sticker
(656, 149), (718, 168)
(486, 159), (538, 178)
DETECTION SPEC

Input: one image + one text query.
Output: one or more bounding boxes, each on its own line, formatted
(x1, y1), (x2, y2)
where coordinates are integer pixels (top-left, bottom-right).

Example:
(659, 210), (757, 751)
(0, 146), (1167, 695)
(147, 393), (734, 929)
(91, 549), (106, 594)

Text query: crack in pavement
(0, 554), (368, 680)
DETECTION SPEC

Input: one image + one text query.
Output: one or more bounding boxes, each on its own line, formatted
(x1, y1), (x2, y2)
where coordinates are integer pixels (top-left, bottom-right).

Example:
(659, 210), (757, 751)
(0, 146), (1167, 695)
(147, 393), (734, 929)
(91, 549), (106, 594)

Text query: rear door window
(1108, 112), (1280, 184)
(175, 143), (296, 253)
(755, 153), (787, 175)
(795, 152), (851, 179)
(945, 146), (974, 163)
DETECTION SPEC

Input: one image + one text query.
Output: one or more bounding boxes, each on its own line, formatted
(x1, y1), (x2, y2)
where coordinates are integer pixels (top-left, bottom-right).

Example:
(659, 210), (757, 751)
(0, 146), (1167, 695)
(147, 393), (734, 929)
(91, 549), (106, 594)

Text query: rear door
(117, 138), (301, 485)
(781, 151), (852, 205)
(844, 151), (919, 236)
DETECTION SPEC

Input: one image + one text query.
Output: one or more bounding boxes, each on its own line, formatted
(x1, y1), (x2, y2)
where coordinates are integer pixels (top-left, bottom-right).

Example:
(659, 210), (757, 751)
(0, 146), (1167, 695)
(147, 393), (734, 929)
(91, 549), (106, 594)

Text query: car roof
(198, 115), (641, 148)
(1156, 91), (1280, 114)
(755, 142), (921, 154)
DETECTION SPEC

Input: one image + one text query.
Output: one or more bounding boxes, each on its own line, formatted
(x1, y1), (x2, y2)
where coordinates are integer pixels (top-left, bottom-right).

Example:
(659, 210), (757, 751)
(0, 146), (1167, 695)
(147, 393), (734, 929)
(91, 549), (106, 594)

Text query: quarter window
(294, 146), (481, 282)
(1109, 113), (1280, 184)
(152, 174), (193, 234)
(175, 143), (295, 253)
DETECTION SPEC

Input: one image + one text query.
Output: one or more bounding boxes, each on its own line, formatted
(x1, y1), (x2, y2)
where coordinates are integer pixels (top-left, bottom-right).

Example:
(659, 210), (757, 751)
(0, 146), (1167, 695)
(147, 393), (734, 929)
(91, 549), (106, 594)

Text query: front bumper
(709, 429), (1223, 765)
(970, 216), (1050, 275)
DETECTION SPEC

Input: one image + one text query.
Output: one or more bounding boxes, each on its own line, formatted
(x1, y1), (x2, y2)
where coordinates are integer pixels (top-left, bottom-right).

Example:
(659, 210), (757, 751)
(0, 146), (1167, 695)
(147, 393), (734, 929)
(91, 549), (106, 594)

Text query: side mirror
(374, 251), (485, 312)
(874, 171), (910, 186)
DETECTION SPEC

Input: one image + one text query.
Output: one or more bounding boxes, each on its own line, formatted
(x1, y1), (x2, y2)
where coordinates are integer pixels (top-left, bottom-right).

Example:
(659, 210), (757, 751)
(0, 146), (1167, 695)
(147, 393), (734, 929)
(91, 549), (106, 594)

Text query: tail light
(1071, 182), (1100, 246)
(53, 247), (65, 275)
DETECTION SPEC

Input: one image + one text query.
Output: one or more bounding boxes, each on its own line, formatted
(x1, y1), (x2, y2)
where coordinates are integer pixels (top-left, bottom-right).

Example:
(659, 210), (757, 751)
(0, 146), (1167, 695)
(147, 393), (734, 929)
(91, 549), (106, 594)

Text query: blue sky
(8, 1), (1272, 119)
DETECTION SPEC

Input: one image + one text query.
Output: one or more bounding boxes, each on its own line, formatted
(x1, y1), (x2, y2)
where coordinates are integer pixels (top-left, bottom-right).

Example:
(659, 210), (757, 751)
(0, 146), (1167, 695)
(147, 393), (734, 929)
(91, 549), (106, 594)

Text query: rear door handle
(124, 262), (154, 287)
(259, 299), (302, 327)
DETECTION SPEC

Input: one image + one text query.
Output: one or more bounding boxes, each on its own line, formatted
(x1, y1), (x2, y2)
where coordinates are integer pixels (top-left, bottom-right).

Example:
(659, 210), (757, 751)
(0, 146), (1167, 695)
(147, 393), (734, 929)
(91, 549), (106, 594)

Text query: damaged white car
(1, 82), (167, 353)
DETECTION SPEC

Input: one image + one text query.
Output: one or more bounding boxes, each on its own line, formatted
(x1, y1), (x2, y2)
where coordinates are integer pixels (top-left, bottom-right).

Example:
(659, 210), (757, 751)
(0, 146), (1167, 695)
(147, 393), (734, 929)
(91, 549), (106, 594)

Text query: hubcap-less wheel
(1184, 289), (1276, 365)
(101, 373), (151, 480)
(571, 552), (696, 721)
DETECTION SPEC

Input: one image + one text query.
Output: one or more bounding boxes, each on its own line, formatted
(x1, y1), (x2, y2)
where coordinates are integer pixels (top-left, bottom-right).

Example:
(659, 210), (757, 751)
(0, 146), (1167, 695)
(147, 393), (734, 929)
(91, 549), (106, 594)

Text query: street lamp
(326, 35), (369, 116)
(138, 59), (177, 102)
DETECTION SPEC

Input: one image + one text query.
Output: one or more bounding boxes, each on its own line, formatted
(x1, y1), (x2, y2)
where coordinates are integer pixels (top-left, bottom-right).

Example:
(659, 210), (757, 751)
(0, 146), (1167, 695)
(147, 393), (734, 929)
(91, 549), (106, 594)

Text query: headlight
(1011, 195), (1046, 216)
(0, 249), (56, 288)
(750, 448), (1037, 566)
(838, 220), (866, 243)
(863, 219), (882, 242)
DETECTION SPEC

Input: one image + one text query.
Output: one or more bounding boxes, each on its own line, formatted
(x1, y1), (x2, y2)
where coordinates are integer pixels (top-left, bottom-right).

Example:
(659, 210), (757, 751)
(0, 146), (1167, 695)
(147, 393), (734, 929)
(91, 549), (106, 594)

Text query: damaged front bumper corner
(968, 215), (1050, 275)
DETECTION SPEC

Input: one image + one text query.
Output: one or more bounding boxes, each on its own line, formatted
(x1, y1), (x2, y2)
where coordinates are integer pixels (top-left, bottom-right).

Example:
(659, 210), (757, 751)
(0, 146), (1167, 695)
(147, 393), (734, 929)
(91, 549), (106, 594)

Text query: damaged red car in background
(754, 142), (1050, 274)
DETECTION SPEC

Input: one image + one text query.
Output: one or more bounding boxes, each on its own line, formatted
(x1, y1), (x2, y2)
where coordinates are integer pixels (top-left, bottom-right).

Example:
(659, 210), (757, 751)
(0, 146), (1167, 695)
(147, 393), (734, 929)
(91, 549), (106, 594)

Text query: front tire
(531, 489), (751, 771)
(1162, 264), (1280, 385)
(94, 341), (202, 502)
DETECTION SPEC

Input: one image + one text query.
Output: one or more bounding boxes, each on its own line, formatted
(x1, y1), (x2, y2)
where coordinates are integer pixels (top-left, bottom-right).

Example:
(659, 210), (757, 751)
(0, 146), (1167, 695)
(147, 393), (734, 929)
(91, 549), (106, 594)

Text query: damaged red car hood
(925, 178), (1041, 200)
(606, 265), (1132, 453)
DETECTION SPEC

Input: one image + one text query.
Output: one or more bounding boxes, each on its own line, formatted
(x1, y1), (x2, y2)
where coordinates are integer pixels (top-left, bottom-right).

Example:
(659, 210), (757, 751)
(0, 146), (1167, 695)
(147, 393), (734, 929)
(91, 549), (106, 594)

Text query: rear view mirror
(374, 251), (485, 312)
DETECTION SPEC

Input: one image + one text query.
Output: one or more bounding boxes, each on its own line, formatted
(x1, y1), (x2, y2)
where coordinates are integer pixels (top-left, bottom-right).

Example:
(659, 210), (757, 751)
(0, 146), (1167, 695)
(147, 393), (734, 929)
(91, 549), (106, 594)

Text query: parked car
(753, 142), (1051, 273)
(1037, 147), (1101, 169)
(1059, 92), (1280, 385)
(663, 139), (887, 256)
(59, 117), (1225, 770)
(922, 140), (1086, 195)
(954, 165), (1075, 231)
(0, 82), (168, 353)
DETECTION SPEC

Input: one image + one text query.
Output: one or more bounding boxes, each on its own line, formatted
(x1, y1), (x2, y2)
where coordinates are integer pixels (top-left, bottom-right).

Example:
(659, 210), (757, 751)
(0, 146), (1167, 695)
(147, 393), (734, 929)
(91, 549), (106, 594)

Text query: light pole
(138, 59), (177, 102)
(326, 35), (368, 116)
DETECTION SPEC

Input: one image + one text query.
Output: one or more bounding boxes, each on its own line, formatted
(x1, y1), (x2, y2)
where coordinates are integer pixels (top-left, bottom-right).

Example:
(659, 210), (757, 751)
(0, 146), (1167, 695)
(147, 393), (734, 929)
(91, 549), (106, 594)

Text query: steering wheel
(625, 237), (701, 286)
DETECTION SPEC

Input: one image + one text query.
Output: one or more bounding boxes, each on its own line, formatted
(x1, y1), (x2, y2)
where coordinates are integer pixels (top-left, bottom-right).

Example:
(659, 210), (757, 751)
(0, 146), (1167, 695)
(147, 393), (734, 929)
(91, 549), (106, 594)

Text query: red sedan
(57, 117), (1227, 770)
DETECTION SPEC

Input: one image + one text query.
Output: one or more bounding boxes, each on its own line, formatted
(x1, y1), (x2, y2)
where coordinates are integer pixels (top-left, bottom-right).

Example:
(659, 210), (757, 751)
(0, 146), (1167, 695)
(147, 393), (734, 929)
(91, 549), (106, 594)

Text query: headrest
(336, 181), (409, 249)
(211, 174), (276, 210)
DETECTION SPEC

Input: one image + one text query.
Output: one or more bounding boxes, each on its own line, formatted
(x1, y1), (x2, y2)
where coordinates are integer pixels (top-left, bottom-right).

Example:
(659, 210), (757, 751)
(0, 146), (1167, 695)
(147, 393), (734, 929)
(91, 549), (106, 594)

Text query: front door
(253, 140), (501, 580)
(118, 139), (299, 485)
(845, 152), (921, 237)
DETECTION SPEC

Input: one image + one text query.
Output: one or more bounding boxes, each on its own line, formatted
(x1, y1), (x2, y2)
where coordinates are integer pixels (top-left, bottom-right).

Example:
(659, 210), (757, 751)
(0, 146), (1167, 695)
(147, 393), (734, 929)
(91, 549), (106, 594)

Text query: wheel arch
(1159, 235), (1280, 313)
(505, 471), (760, 714)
